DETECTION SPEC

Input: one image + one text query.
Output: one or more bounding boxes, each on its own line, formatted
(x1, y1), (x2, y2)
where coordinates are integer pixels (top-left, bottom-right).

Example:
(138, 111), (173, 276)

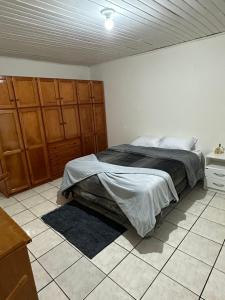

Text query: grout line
(199, 239), (225, 299)
(139, 192), (218, 299)
(3, 186), (223, 299)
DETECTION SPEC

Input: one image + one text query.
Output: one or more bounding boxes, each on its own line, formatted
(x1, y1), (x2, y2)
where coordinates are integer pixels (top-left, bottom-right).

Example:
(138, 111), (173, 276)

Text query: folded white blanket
(59, 154), (179, 237)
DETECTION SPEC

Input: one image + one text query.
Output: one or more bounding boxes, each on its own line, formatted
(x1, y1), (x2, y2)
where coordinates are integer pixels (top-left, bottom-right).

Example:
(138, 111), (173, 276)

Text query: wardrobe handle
(9, 98), (14, 102)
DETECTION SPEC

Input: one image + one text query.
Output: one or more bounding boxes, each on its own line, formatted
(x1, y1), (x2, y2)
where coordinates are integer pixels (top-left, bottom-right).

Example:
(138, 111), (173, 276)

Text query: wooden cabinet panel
(0, 76), (15, 109)
(82, 135), (96, 155)
(79, 104), (94, 135)
(48, 139), (81, 178)
(95, 133), (108, 152)
(77, 80), (92, 104)
(3, 152), (30, 194)
(92, 81), (104, 103)
(19, 108), (50, 185)
(27, 147), (49, 185)
(42, 107), (64, 143)
(62, 105), (80, 139)
(12, 77), (39, 108)
(37, 78), (59, 106)
(93, 104), (107, 134)
(59, 79), (77, 105)
(0, 110), (30, 194)
(0, 210), (38, 300)
(0, 110), (23, 152)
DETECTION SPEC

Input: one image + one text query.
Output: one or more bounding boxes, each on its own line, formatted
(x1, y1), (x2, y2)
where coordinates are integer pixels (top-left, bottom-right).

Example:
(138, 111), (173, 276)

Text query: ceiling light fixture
(101, 8), (115, 30)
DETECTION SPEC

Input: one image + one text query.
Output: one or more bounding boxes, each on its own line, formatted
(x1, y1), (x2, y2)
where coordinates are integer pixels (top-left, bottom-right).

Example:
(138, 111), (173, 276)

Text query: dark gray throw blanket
(109, 144), (204, 188)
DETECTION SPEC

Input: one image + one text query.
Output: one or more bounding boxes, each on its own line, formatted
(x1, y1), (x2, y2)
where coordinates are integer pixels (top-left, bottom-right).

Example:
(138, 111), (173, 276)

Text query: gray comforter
(109, 145), (204, 188)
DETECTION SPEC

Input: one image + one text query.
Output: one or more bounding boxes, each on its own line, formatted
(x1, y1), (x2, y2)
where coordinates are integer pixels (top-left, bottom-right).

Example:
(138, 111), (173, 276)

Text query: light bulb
(105, 18), (114, 30)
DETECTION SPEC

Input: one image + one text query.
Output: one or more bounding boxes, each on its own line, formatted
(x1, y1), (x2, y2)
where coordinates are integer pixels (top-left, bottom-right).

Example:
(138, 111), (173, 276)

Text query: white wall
(0, 56), (90, 79)
(91, 33), (225, 154)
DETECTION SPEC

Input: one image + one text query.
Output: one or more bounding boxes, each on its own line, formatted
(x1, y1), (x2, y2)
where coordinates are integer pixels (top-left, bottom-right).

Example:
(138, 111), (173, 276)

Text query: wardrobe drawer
(205, 167), (225, 180)
(205, 176), (225, 192)
(48, 138), (82, 179)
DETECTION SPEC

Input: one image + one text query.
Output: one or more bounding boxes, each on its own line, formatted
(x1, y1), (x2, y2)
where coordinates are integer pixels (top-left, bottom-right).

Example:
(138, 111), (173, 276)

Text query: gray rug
(42, 200), (127, 258)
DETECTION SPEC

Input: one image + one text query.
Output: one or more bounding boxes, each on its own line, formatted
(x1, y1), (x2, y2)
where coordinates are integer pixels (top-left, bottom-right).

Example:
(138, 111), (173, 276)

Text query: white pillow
(131, 136), (161, 147)
(159, 136), (198, 151)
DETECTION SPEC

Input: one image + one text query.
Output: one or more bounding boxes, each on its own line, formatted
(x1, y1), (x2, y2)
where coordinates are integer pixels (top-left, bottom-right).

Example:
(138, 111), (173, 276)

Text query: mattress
(71, 147), (190, 218)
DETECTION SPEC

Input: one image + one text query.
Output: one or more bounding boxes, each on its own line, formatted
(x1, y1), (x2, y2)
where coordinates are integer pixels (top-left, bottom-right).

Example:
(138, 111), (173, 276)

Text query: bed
(60, 143), (204, 236)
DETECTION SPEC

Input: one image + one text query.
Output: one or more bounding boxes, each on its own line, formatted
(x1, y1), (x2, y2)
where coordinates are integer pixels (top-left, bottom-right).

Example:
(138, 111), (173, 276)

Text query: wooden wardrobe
(0, 76), (107, 197)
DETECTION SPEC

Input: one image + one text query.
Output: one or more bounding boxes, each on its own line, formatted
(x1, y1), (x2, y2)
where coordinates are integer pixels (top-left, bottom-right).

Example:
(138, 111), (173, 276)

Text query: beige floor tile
(132, 237), (175, 270)
(201, 206), (225, 226)
(0, 197), (18, 208)
(184, 188), (215, 205)
(162, 250), (211, 295)
(142, 273), (198, 300)
(28, 251), (36, 262)
(153, 221), (188, 247)
(202, 268), (225, 300)
(215, 246), (225, 273)
(38, 282), (68, 300)
(33, 183), (53, 193)
(55, 257), (105, 300)
(50, 178), (62, 188)
(21, 194), (46, 209)
(209, 194), (225, 211)
(115, 227), (142, 251)
(176, 199), (206, 216)
(22, 218), (49, 238)
(109, 253), (158, 299)
(12, 209), (36, 226)
(29, 201), (57, 217)
(39, 241), (82, 278)
(28, 229), (63, 258)
(41, 187), (59, 200)
(178, 232), (221, 266)
(191, 217), (225, 244)
(165, 209), (198, 230)
(91, 242), (128, 274)
(4, 202), (26, 216)
(31, 261), (52, 292)
(86, 277), (133, 300)
(14, 189), (38, 201)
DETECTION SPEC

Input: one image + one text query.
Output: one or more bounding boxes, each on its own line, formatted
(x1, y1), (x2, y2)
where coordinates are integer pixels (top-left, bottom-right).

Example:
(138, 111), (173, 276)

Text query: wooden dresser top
(0, 208), (31, 259)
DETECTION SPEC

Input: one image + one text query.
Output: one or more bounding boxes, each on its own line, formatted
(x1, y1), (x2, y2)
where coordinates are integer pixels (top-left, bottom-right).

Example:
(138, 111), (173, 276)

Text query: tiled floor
(1, 181), (225, 300)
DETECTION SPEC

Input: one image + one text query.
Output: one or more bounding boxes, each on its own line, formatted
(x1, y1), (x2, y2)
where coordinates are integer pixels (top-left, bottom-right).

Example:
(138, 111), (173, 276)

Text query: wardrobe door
(77, 81), (92, 104)
(91, 81), (104, 103)
(0, 110), (30, 194)
(12, 77), (39, 107)
(58, 79), (77, 105)
(42, 107), (64, 143)
(37, 78), (59, 106)
(19, 108), (50, 185)
(62, 105), (80, 139)
(93, 104), (107, 152)
(0, 76), (15, 109)
(95, 134), (108, 152)
(93, 104), (107, 134)
(79, 104), (95, 155)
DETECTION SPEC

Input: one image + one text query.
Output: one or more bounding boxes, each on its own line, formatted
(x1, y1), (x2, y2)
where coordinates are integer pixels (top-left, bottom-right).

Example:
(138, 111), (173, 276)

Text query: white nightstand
(204, 152), (225, 193)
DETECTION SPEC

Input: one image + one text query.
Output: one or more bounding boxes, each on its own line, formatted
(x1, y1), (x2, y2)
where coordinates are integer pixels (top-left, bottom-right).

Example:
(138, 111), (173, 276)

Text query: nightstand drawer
(205, 176), (225, 192)
(205, 168), (225, 180)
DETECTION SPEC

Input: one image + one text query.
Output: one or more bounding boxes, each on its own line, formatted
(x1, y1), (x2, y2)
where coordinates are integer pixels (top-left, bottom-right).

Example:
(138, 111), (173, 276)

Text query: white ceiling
(0, 0), (225, 66)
